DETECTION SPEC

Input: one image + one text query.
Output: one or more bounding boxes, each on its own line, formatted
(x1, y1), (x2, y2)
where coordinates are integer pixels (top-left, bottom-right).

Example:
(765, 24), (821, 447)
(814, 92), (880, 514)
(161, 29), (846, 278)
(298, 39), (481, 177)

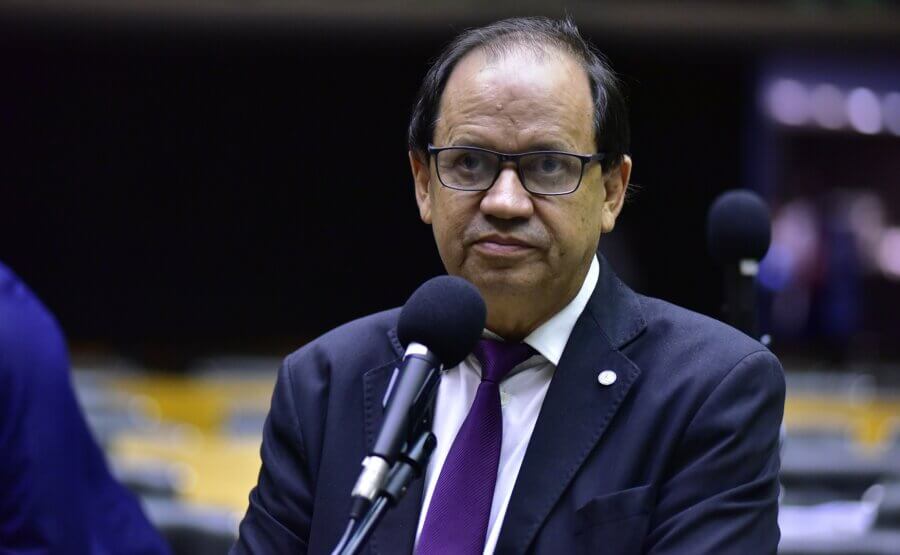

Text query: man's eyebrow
(523, 141), (577, 152)
(444, 134), (494, 148)
(446, 138), (579, 153)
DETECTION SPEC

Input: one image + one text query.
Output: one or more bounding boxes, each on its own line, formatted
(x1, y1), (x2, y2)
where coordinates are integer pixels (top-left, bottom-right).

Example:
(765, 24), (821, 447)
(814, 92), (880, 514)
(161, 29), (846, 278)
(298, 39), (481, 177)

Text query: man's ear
(600, 154), (632, 233)
(410, 150), (433, 224)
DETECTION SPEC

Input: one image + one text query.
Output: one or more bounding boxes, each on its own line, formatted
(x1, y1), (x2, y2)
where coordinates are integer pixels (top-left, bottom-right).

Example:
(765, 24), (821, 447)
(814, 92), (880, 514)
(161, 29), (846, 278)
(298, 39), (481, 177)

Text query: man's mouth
(472, 234), (536, 256)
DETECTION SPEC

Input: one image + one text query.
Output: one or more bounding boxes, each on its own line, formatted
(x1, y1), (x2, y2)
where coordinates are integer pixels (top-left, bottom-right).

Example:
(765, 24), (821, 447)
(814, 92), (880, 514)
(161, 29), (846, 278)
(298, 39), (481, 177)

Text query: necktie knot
(472, 338), (534, 383)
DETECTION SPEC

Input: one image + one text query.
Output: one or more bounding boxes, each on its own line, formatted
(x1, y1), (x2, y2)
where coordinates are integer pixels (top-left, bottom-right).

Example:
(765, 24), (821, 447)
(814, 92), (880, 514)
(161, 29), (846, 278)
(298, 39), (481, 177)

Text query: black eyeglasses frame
(426, 144), (607, 196)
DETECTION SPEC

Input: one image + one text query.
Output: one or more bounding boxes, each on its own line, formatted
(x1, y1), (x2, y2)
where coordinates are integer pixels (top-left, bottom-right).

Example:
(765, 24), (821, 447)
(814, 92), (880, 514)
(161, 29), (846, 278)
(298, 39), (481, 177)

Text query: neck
(483, 276), (584, 341)
(484, 306), (544, 342)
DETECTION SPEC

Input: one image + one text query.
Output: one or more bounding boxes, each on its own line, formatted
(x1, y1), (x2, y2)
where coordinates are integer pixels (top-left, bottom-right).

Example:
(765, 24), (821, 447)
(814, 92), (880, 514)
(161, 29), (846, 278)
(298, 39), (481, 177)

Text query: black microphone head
(707, 189), (772, 264)
(397, 276), (486, 367)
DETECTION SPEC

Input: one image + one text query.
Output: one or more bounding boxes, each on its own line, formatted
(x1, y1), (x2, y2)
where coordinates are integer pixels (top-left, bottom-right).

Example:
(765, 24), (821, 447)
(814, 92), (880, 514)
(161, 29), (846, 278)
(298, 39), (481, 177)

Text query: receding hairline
(474, 29), (587, 60)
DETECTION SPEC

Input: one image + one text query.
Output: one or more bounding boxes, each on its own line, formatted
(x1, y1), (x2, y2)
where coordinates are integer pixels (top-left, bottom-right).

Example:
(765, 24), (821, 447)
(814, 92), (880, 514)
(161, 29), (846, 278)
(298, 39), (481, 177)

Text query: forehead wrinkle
(442, 119), (581, 154)
(439, 88), (574, 144)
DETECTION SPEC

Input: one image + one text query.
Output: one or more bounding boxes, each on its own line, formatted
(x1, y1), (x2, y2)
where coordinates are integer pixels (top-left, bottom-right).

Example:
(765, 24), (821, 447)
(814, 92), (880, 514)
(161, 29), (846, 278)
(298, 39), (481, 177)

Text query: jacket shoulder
(630, 294), (782, 397)
(283, 307), (403, 379)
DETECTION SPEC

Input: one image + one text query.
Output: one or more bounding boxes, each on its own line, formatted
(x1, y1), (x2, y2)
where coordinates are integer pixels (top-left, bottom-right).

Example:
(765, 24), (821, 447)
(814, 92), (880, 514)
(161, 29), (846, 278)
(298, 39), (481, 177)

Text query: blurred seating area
(72, 356), (278, 554)
(72, 356), (900, 554)
(780, 370), (900, 554)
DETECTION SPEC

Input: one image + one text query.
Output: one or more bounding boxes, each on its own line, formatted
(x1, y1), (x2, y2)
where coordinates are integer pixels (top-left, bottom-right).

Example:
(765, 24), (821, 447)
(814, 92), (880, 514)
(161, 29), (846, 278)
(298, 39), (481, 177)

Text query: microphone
(707, 189), (772, 339)
(348, 275), (486, 518)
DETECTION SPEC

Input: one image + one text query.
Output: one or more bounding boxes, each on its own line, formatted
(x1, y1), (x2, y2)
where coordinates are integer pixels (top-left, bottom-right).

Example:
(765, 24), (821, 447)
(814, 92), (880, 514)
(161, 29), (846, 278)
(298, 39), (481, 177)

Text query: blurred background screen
(1, 1), (899, 553)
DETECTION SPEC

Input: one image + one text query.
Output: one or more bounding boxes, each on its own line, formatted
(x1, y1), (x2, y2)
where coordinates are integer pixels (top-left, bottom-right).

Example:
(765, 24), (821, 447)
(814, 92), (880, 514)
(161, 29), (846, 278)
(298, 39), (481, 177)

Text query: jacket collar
(587, 253), (646, 350)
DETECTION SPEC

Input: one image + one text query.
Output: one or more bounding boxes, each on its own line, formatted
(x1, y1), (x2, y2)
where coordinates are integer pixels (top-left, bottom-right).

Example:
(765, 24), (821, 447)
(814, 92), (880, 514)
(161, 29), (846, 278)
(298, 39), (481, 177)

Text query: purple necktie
(416, 338), (535, 555)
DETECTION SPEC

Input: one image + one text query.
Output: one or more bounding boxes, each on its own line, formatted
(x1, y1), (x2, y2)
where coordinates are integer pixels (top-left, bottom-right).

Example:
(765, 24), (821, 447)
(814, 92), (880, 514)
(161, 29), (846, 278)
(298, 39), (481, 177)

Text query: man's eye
(537, 156), (563, 173)
(458, 154), (482, 171)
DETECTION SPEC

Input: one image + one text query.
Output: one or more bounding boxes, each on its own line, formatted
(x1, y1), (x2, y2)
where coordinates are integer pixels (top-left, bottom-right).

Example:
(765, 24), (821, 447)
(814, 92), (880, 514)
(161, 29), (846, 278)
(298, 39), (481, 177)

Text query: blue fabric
(233, 254), (785, 554)
(0, 261), (170, 555)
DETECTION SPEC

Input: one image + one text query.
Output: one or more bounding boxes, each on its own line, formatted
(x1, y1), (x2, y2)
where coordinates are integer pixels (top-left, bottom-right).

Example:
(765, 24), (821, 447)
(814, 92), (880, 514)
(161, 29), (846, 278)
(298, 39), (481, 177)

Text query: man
(0, 260), (171, 553)
(234, 17), (784, 554)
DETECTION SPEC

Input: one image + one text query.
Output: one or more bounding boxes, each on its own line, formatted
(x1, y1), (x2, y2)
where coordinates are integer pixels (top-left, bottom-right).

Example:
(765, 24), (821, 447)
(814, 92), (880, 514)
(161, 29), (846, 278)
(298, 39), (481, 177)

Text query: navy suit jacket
(0, 262), (170, 554)
(234, 256), (785, 554)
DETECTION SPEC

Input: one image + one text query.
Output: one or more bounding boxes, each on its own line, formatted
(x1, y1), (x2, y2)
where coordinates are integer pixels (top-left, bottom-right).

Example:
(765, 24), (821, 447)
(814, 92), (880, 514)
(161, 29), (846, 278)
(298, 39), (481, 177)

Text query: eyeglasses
(427, 144), (606, 196)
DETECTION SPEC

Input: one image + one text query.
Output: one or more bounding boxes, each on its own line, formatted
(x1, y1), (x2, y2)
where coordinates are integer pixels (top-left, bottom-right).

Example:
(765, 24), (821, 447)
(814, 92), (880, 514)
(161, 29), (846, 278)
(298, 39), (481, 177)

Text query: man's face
(411, 46), (630, 333)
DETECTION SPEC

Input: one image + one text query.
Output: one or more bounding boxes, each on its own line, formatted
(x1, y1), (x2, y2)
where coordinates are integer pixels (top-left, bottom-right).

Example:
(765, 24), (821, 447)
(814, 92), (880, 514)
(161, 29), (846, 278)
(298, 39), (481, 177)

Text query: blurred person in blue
(0, 260), (170, 554)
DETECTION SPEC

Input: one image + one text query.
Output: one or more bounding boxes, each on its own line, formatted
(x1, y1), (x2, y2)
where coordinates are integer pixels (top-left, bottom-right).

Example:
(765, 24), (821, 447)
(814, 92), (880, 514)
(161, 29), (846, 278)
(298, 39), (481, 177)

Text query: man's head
(408, 17), (632, 340)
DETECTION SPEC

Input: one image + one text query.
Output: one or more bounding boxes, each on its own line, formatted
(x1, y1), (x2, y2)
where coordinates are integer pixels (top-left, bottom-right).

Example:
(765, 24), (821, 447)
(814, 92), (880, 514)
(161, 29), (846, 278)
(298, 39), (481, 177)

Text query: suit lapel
(495, 255), (646, 554)
(361, 329), (424, 555)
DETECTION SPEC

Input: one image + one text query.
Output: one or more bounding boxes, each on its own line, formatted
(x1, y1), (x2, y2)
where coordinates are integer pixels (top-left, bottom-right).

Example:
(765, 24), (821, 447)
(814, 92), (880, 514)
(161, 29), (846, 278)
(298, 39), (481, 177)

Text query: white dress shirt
(415, 255), (600, 554)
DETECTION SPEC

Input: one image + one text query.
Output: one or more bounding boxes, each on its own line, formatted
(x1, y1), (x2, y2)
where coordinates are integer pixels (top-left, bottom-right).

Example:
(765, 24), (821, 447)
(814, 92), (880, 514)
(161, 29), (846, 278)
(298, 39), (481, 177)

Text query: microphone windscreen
(397, 276), (486, 368)
(707, 189), (772, 263)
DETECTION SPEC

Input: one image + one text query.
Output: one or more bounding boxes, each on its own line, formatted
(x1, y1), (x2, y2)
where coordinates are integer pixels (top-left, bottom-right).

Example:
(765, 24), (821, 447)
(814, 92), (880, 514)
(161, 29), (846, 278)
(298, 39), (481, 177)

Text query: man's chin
(461, 267), (542, 298)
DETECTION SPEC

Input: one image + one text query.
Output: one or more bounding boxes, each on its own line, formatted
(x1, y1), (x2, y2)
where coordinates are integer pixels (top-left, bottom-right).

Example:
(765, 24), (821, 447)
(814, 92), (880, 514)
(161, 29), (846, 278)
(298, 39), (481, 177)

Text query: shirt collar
(483, 255), (599, 367)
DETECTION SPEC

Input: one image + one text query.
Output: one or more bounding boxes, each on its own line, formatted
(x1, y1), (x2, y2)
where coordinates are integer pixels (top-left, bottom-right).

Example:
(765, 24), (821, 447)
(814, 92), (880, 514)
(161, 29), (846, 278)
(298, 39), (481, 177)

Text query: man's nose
(479, 167), (534, 220)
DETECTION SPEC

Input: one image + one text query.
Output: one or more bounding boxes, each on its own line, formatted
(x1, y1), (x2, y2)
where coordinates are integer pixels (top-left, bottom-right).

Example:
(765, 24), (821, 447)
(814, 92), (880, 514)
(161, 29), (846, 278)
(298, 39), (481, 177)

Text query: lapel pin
(597, 370), (617, 386)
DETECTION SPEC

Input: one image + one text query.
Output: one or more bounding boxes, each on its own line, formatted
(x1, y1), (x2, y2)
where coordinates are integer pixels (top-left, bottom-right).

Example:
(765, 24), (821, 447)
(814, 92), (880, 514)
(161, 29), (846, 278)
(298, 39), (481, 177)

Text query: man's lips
(471, 235), (537, 255)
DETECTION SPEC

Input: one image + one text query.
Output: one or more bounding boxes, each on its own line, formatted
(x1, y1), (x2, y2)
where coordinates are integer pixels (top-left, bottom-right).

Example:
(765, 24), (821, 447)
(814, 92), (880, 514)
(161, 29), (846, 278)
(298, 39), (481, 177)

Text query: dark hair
(408, 16), (629, 172)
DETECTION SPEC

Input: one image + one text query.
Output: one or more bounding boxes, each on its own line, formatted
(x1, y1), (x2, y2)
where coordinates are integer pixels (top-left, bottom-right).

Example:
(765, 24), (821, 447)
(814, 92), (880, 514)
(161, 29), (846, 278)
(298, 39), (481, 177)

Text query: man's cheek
(432, 223), (462, 268)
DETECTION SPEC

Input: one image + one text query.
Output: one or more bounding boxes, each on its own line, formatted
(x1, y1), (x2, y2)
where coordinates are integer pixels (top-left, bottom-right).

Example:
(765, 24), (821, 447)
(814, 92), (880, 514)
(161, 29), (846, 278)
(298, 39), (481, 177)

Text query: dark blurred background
(2, 1), (899, 553)
(3, 1), (896, 367)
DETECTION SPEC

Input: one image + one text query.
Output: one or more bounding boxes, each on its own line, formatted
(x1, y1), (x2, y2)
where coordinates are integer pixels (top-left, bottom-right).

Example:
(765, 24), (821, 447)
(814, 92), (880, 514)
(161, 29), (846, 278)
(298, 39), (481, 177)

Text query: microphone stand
(333, 367), (442, 555)
(339, 430), (436, 555)
(723, 259), (760, 339)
